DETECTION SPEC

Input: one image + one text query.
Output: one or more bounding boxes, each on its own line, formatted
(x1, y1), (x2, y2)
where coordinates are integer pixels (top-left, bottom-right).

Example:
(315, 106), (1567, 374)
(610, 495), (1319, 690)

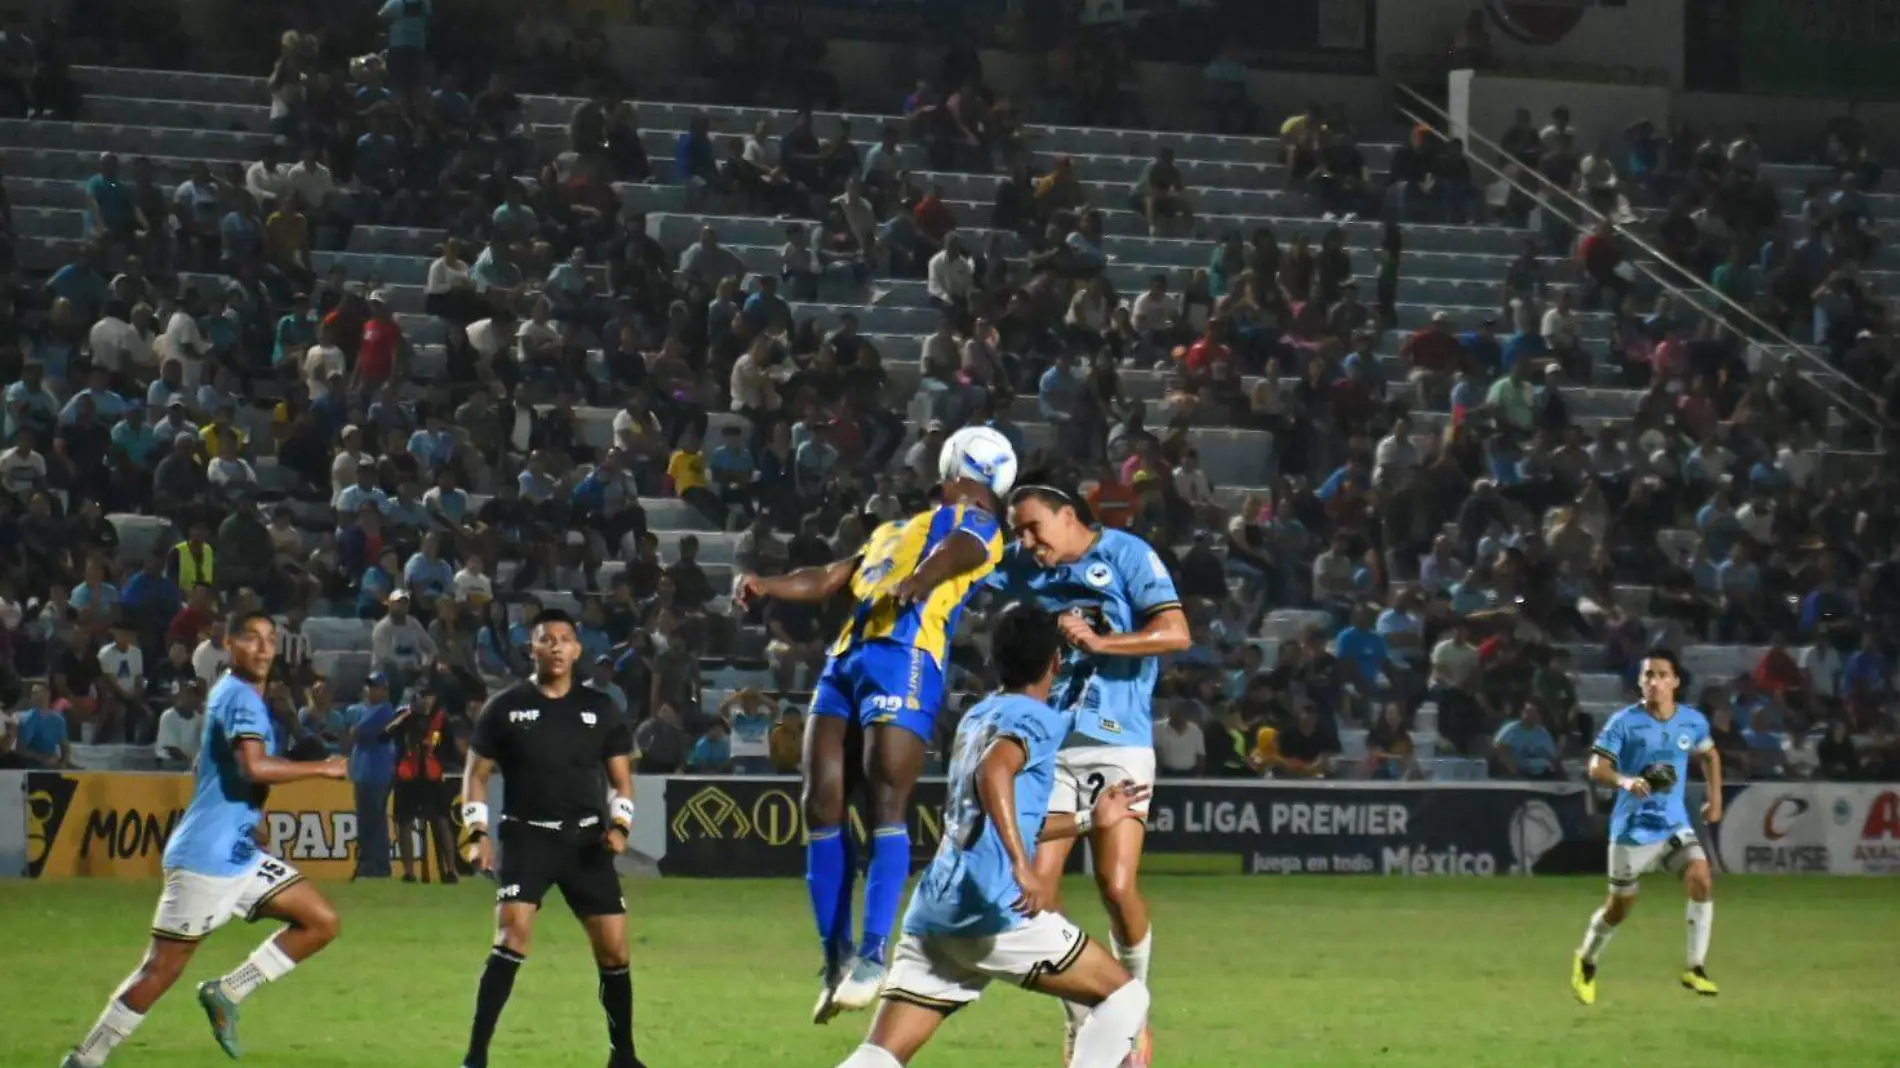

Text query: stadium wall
(1376, 0), (1688, 88)
(16, 773), (1899, 880)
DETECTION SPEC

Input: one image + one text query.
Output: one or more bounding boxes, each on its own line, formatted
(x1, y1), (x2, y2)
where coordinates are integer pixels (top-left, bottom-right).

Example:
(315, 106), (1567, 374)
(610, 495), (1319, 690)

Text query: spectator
(1154, 704), (1206, 776)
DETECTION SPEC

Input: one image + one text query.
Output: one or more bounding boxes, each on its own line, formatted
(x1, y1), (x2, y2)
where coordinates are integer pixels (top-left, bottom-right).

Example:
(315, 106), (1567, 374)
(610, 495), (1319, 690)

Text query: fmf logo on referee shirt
(510, 709), (540, 724)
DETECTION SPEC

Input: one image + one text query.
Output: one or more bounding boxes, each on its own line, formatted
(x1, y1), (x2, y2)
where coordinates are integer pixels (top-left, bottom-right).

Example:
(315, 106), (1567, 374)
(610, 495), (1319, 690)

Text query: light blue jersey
(1593, 703), (1713, 846)
(903, 693), (1071, 937)
(162, 674), (278, 877)
(983, 529), (1180, 746)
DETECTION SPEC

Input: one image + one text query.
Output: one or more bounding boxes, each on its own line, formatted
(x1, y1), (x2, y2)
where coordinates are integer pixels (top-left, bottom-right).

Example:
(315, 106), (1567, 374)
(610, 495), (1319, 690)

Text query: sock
(807, 827), (854, 968)
(72, 996), (145, 1067)
(1686, 900), (1713, 969)
(1112, 930), (1153, 985)
(836, 1043), (905, 1068)
(598, 965), (640, 1067)
(859, 823), (909, 964)
(1070, 980), (1151, 1068)
(464, 946), (525, 1068)
(1578, 907), (1617, 965)
(219, 937), (297, 1004)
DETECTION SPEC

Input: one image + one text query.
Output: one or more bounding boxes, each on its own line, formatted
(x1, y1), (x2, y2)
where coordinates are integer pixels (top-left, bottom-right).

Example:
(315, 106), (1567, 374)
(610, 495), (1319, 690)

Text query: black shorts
(393, 779), (448, 822)
(496, 821), (624, 918)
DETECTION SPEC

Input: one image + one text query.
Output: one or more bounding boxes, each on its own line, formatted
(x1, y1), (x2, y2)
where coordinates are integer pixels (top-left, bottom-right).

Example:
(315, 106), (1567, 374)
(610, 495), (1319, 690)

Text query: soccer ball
(938, 425), (1019, 497)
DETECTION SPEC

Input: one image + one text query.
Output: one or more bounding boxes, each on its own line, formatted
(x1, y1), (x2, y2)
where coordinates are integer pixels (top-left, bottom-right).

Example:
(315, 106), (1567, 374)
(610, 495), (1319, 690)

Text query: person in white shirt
(1540, 288), (1580, 363)
(463, 307), (517, 368)
(160, 304), (211, 389)
(1799, 642), (1842, 701)
(0, 431), (49, 495)
(245, 141), (293, 209)
(206, 435), (258, 499)
(371, 590), (439, 686)
(304, 320), (348, 402)
(454, 555), (494, 605)
(515, 297), (563, 366)
(1173, 449), (1217, 522)
(728, 335), (782, 415)
(88, 303), (152, 375)
(285, 144), (337, 215)
(1130, 274), (1177, 341)
(926, 234), (974, 309)
(192, 624), (232, 683)
(97, 626), (149, 738)
(1374, 417), (1419, 490)
(831, 175), (877, 255)
(1154, 705), (1206, 775)
(153, 683), (206, 767)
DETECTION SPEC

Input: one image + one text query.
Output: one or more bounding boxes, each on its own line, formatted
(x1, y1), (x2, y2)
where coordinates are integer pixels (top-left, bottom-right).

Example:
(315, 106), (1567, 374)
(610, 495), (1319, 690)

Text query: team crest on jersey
(1084, 562), (1113, 588)
(1677, 734), (1691, 750)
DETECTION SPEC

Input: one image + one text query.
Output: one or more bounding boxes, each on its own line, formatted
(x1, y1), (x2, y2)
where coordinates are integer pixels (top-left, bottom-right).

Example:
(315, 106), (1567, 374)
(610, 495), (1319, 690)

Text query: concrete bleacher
(11, 64), (1841, 777)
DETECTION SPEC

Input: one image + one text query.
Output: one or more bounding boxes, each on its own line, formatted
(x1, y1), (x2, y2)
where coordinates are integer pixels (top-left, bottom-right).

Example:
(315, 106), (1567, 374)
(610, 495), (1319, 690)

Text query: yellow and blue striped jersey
(829, 503), (1005, 665)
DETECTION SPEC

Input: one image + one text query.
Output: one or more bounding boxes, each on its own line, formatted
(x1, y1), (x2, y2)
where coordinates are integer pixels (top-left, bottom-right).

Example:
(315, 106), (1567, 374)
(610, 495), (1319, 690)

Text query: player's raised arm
(735, 557), (858, 607)
(892, 524), (996, 604)
(232, 736), (347, 784)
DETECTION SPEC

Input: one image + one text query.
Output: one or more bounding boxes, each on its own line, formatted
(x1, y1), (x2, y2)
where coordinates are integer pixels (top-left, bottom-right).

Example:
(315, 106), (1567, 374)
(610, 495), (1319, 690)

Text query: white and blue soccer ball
(938, 425), (1018, 497)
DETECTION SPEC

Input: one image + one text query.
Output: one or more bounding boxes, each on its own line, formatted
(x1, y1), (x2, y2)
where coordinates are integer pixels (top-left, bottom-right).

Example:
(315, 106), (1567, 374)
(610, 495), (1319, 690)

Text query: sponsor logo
(1763, 795), (1810, 841)
(1508, 800), (1564, 873)
(498, 883), (521, 899)
(581, 712), (597, 726)
(1485, 0), (1589, 46)
(25, 773), (79, 878)
(668, 785), (941, 852)
(263, 810), (359, 861)
(1854, 790), (1900, 873)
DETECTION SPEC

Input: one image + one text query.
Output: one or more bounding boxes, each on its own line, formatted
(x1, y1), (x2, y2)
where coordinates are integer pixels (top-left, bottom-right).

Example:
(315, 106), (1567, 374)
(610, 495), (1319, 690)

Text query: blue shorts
(811, 640), (944, 742)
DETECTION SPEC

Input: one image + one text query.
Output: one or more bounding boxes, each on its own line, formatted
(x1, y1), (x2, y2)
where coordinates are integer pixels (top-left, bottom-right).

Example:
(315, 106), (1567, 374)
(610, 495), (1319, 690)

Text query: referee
(459, 609), (647, 1068)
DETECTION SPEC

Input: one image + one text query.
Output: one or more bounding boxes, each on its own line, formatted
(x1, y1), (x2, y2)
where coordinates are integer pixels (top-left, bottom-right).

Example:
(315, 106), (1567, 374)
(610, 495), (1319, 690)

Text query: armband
(610, 795), (635, 831)
(461, 801), (489, 829)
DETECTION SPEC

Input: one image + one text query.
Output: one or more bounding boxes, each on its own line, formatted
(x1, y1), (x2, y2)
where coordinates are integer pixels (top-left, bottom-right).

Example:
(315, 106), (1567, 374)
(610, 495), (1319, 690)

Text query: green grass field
(2, 876), (1896, 1068)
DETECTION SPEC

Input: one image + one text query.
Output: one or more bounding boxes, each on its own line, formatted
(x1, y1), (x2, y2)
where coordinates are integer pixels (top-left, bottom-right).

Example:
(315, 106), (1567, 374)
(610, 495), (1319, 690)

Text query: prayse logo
(1485, 0), (1589, 46)
(1763, 795), (1809, 841)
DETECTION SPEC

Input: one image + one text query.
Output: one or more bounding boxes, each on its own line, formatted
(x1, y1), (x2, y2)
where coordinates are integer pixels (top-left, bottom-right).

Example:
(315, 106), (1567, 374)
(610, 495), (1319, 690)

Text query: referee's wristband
(609, 796), (635, 832)
(462, 801), (489, 830)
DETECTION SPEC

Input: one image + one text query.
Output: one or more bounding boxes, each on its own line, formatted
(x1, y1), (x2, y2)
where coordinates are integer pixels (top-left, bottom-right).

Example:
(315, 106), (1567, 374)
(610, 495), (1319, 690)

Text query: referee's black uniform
(469, 680), (633, 914)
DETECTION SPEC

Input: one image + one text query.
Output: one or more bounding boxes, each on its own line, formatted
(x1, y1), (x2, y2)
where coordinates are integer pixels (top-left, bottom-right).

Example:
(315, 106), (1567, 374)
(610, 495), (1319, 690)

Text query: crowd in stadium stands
(0, 2), (1897, 803)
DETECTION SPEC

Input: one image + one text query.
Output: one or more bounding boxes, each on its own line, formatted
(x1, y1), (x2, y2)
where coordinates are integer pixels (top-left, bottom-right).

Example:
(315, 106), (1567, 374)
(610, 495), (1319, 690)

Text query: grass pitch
(1, 876), (1895, 1068)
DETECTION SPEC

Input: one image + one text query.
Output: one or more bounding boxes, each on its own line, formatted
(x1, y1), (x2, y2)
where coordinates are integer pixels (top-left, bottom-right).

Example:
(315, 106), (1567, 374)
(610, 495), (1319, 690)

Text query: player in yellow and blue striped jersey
(735, 426), (1017, 1025)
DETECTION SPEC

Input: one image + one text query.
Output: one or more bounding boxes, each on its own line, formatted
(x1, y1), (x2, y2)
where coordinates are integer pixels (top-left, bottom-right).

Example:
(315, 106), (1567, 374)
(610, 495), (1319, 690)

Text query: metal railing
(1393, 82), (1895, 438)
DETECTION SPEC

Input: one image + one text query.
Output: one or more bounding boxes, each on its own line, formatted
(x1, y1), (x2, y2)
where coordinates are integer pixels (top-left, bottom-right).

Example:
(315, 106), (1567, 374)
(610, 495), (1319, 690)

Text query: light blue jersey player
(983, 483), (1189, 1057)
(829, 603), (1153, 1068)
(62, 612), (349, 1068)
(1572, 649), (1725, 1006)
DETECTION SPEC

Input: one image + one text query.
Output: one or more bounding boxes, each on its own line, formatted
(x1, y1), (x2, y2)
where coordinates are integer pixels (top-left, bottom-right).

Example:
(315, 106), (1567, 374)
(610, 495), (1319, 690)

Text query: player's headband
(1008, 484), (1077, 508)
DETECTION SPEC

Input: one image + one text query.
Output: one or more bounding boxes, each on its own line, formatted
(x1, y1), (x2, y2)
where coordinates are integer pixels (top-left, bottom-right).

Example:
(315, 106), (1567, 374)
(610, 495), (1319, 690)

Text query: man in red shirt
(1181, 318), (1233, 379)
(1086, 466), (1140, 531)
(354, 290), (403, 391)
(165, 582), (216, 649)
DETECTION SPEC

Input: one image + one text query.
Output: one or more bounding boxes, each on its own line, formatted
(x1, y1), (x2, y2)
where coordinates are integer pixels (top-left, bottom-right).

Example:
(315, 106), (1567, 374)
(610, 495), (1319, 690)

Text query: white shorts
(883, 911), (1093, 1010)
(152, 854), (304, 942)
(1049, 745), (1156, 818)
(1608, 830), (1707, 895)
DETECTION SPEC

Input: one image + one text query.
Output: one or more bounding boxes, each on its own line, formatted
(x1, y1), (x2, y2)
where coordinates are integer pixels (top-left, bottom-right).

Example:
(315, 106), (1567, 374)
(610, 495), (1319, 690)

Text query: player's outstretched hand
(1092, 780), (1151, 832)
(1011, 862), (1055, 917)
(318, 756), (350, 781)
(733, 573), (767, 610)
(892, 572), (933, 606)
(1057, 610), (1103, 654)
